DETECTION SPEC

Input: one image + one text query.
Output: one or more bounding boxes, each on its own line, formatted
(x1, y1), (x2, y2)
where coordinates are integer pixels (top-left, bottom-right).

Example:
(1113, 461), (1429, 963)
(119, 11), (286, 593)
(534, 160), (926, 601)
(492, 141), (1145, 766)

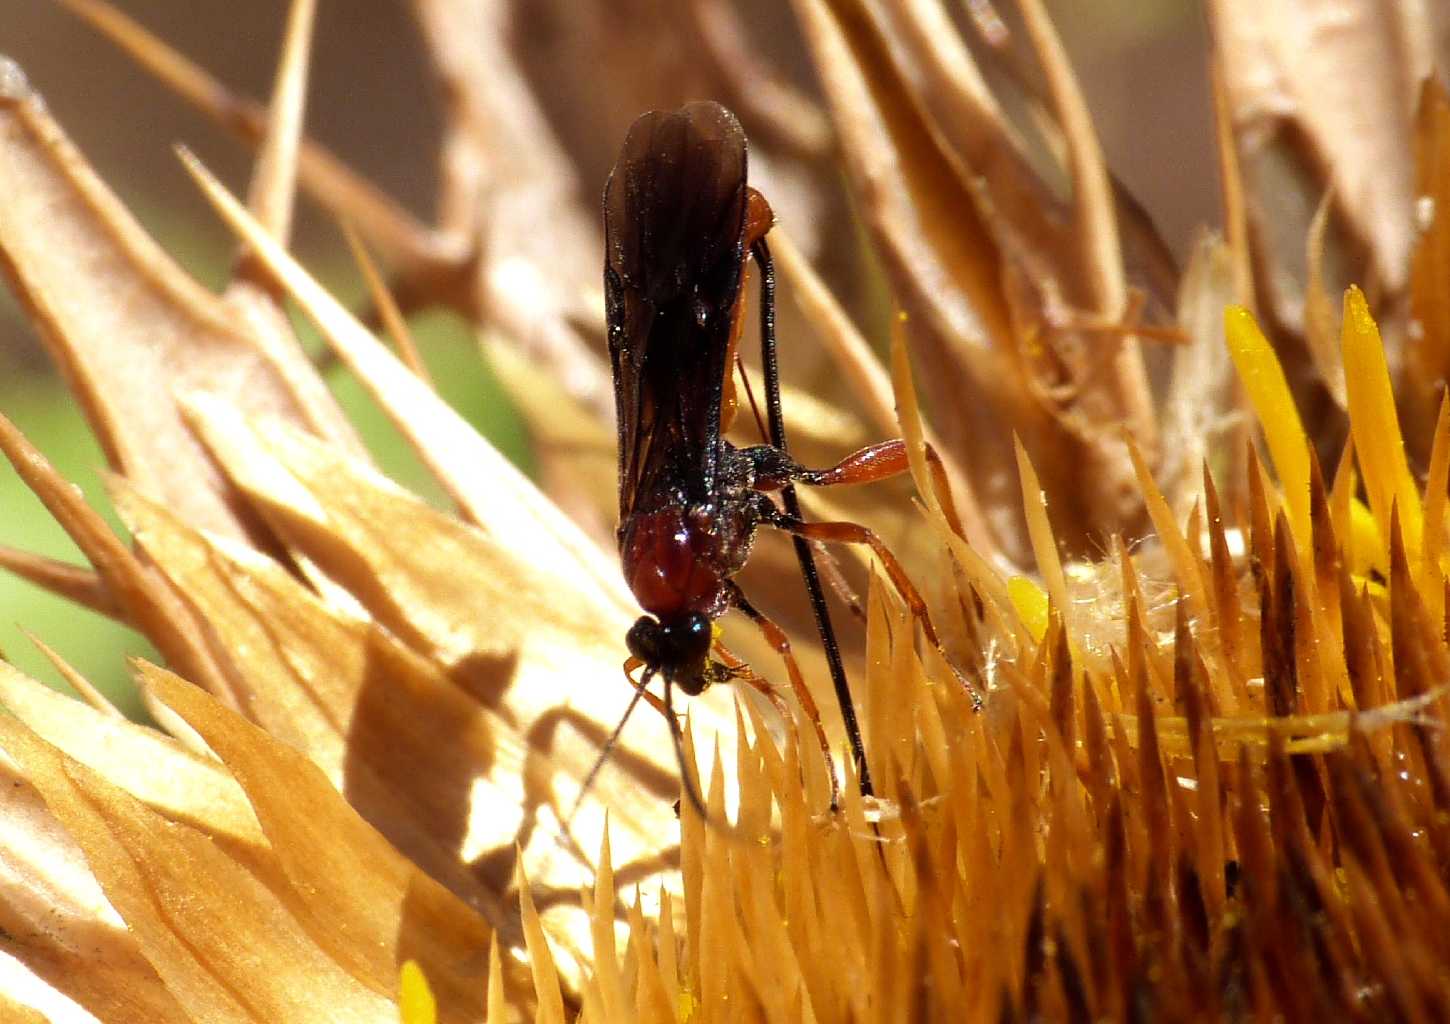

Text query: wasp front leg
(724, 582), (843, 810)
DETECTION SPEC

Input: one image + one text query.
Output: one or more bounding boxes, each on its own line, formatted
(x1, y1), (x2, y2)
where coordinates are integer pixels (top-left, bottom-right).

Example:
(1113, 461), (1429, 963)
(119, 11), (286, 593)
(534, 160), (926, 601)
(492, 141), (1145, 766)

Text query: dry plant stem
(409, 0), (617, 419)
(237, 0), (313, 257)
(0, 411), (237, 707)
(344, 224), (436, 387)
(104, 0), (624, 422)
(1017, 0), (1134, 359)
(1208, 43), (1255, 310)
(1017, 0), (1156, 522)
(54, 0), (464, 282)
(21, 628), (122, 717)
(688, 0), (832, 159)
(0, 546), (117, 618)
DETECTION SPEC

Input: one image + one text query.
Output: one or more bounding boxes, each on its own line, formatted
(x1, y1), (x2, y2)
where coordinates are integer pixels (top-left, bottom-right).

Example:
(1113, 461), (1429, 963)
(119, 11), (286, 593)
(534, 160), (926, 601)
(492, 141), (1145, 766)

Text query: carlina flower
(1, 1), (1449, 1022)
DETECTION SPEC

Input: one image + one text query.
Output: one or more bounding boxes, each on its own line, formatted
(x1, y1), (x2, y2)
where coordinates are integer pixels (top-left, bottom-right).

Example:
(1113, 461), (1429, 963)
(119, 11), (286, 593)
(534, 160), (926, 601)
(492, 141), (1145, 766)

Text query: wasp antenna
(564, 669), (651, 836)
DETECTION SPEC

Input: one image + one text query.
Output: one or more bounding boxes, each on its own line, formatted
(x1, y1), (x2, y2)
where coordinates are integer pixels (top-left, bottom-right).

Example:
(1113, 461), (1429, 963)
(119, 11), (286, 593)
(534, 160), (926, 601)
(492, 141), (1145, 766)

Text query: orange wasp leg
(715, 602), (842, 811)
(764, 513), (982, 710)
(623, 655), (676, 721)
(797, 438), (968, 540)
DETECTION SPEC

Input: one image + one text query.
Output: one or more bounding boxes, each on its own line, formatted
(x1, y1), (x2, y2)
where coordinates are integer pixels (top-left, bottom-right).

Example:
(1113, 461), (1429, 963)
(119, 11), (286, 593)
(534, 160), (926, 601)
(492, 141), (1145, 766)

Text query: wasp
(604, 101), (967, 811)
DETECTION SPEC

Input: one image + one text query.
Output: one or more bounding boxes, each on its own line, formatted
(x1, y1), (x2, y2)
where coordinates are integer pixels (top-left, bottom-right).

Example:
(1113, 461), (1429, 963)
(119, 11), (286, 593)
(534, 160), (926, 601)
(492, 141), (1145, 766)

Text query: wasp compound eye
(625, 616), (663, 664)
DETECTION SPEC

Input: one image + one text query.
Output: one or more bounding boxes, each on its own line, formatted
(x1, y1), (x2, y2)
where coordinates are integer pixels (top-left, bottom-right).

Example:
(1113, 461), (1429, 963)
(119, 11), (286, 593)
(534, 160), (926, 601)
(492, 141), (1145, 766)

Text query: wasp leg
(725, 583), (843, 811)
(621, 655), (680, 722)
(761, 508), (983, 711)
(751, 439), (969, 541)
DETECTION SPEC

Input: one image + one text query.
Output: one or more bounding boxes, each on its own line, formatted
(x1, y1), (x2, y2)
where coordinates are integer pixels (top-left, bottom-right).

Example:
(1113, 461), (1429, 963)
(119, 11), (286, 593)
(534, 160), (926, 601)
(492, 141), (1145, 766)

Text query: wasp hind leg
(760, 507), (983, 712)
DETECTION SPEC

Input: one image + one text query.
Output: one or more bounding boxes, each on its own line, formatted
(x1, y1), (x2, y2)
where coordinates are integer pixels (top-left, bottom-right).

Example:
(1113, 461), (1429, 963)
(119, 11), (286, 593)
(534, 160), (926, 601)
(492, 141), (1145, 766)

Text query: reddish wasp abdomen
(620, 508), (727, 619)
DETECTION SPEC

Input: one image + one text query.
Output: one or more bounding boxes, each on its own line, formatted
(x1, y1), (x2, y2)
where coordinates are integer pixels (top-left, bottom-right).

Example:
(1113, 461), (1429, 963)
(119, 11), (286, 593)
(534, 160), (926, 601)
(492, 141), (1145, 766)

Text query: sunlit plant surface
(1, 2), (1450, 1022)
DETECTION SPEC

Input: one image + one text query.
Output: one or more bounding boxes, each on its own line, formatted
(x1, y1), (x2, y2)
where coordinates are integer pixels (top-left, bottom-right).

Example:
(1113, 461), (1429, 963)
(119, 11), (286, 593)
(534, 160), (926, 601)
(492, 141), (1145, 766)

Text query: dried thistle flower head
(0, 2), (1449, 1022)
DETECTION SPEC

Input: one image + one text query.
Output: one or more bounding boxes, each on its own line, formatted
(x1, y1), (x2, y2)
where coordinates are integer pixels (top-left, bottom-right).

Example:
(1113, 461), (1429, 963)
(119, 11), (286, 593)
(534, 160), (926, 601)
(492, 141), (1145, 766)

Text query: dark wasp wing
(603, 102), (749, 534)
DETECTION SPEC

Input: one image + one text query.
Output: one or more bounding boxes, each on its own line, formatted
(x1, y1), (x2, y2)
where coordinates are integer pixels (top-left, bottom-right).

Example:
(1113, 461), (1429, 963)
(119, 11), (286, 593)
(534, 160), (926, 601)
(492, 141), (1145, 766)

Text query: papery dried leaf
(0, 663), (264, 851)
(240, 413), (722, 831)
(178, 148), (631, 613)
(1159, 235), (1237, 510)
(1210, 44), (1256, 310)
(787, 0), (1040, 544)
(0, 60), (356, 542)
(0, 721), (396, 1023)
(1408, 78), (1450, 449)
(407, 0), (615, 419)
(109, 479), (536, 910)
(1303, 189), (1347, 408)
(1210, 0), (1427, 320)
(1015, 0), (1132, 323)
(111, 421), (705, 988)
(790, 0), (1156, 550)
(0, 761), (185, 1023)
(140, 664), (512, 1023)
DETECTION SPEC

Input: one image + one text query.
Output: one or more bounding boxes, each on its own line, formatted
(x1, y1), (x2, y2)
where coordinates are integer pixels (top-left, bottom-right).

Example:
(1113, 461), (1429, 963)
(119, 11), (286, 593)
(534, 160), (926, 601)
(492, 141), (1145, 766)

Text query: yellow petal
(398, 961), (437, 1024)
(1008, 576), (1050, 643)
(1224, 305), (1310, 550)
(1342, 285), (1423, 565)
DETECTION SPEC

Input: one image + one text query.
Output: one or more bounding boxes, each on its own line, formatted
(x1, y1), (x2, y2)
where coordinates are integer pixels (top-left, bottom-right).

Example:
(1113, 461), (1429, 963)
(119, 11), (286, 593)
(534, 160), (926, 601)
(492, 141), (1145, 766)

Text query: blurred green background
(0, 1), (1211, 717)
